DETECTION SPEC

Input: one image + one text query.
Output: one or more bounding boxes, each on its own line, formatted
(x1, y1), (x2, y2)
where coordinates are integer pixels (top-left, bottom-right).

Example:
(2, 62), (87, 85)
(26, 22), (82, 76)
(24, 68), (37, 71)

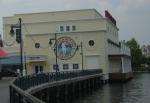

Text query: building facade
(141, 45), (150, 58)
(2, 9), (132, 80)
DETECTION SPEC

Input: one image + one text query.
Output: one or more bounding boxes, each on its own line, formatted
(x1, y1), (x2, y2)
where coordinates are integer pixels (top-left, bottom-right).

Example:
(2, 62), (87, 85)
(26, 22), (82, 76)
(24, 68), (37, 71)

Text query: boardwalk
(0, 79), (11, 103)
(10, 69), (102, 103)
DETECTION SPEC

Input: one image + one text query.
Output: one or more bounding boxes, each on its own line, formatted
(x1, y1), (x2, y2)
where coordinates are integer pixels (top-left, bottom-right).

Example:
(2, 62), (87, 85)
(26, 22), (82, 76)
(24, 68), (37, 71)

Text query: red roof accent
(105, 10), (116, 25)
(0, 49), (7, 57)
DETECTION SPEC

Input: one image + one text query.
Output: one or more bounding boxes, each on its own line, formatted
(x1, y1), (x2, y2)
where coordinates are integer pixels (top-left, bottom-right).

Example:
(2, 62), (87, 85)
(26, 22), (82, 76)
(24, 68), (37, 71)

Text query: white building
(2, 9), (132, 81)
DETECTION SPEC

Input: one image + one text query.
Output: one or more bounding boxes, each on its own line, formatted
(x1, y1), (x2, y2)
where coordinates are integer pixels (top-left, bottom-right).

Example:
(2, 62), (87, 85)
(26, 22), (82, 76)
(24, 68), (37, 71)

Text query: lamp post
(49, 33), (59, 75)
(81, 42), (83, 71)
(10, 18), (23, 76)
(77, 41), (84, 71)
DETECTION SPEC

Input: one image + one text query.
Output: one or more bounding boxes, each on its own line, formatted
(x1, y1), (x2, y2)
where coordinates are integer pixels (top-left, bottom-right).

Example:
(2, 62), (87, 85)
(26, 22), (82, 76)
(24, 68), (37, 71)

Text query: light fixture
(10, 26), (15, 36)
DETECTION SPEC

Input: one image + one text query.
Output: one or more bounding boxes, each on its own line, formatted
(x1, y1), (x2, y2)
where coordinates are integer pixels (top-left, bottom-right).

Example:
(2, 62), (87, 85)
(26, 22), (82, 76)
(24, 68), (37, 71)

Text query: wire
(22, 20), (49, 49)
(3, 40), (16, 46)
(22, 22), (36, 43)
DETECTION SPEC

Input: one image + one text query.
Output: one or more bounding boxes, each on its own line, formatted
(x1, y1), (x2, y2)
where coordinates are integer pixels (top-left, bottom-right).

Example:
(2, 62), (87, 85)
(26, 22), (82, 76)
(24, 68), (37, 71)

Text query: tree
(126, 38), (143, 68)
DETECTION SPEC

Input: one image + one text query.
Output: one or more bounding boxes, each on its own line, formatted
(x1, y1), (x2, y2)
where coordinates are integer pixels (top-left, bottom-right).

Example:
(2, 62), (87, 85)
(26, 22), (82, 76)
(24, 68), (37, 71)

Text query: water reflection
(73, 73), (150, 103)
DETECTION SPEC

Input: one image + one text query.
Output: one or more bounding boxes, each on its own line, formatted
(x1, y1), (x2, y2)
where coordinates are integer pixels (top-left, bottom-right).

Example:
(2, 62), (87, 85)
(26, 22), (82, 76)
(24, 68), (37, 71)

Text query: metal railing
(10, 69), (102, 103)
(10, 83), (45, 103)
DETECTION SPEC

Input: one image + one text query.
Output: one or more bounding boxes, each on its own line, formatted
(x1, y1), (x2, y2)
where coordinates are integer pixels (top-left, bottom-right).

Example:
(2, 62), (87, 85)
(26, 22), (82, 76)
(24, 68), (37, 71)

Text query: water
(73, 73), (150, 103)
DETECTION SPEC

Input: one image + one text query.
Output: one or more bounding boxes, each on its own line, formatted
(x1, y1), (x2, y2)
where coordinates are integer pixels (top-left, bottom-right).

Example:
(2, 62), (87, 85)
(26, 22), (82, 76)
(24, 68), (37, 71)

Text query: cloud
(122, 0), (150, 8)
(0, 0), (149, 45)
(0, 0), (19, 4)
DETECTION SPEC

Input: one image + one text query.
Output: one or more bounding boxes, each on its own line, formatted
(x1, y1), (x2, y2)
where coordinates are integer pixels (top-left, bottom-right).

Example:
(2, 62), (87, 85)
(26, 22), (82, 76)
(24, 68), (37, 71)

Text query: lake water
(73, 73), (150, 103)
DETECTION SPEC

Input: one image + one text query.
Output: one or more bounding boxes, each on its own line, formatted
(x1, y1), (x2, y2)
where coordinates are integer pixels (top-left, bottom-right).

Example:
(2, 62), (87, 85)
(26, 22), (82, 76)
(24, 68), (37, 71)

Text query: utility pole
(19, 18), (23, 76)
(49, 33), (59, 80)
(10, 18), (24, 76)
(80, 42), (83, 71)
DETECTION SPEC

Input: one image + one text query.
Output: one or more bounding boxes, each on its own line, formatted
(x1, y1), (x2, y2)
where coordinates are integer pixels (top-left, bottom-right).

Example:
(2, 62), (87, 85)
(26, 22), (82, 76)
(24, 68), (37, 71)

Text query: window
(72, 25), (76, 31)
(53, 64), (59, 70)
(60, 26), (64, 31)
(39, 66), (43, 72)
(66, 26), (70, 31)
(60, 25), (76, 32)
(35, 65), (43, 74)
(35, 43), (40, 48)
(35, 66), (38, 74)
(73, 64), (79, 69)
(89, 40), (95, 46)
(63, 64), (69, 70)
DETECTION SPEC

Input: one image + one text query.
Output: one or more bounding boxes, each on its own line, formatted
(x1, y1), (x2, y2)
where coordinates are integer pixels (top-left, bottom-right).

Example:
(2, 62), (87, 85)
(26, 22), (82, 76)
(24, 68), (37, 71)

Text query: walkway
(10, 69), (102, 103)
(0, 79), (12, 103)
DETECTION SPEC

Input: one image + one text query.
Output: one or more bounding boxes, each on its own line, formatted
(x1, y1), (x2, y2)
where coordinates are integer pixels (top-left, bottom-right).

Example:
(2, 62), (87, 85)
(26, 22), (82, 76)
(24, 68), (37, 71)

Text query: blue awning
(0, 56), (20, 65)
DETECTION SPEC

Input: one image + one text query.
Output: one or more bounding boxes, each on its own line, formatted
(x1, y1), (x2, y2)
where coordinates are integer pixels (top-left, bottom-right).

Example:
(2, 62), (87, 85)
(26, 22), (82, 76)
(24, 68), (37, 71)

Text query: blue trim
(0, 56), (20, 65)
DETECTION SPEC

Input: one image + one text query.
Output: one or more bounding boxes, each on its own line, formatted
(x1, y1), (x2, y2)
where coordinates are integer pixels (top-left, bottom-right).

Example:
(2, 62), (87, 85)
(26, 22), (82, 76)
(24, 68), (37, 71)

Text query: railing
(10, 83), (45, 103)
(10, 69), (102, 103)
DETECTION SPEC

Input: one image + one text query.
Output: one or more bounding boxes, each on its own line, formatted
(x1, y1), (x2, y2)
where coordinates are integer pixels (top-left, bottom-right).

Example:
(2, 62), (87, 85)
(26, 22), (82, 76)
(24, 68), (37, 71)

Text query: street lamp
(76, 42), (84, 71)
(10, 18), (23, 76)
(49, 33), (59, 74)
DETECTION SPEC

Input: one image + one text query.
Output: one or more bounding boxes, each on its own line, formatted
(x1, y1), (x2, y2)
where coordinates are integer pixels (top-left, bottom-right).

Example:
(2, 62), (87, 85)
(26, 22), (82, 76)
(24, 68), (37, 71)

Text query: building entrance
(34, 65), (43, 74)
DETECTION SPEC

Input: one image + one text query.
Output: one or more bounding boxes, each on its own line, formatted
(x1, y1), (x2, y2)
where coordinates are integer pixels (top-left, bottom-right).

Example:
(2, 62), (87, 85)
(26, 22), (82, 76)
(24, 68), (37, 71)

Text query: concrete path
(0, 79), (11, 103)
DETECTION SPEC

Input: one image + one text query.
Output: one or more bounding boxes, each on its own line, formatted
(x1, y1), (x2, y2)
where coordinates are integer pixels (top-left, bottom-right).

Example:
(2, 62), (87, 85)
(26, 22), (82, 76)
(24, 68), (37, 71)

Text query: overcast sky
(0, 0), (149, 46)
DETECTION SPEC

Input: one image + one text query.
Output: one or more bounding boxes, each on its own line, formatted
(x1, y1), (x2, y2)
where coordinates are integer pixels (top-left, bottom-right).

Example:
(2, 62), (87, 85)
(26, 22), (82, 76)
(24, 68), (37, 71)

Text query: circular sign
(54, 36), (77, 60)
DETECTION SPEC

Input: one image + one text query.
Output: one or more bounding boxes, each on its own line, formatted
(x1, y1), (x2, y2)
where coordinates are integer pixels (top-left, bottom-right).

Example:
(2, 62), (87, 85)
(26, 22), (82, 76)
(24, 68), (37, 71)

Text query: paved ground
(0, 78), (12, 103)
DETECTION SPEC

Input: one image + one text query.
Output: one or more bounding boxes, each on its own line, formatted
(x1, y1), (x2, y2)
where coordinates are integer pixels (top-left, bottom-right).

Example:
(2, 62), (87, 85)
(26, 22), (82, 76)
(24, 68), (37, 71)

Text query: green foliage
(126, 38), (143, 68)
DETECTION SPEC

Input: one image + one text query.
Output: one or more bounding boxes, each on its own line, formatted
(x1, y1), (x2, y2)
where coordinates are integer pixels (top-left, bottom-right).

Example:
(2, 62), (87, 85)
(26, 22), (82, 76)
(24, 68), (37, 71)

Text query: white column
(121, 57), (124, 73)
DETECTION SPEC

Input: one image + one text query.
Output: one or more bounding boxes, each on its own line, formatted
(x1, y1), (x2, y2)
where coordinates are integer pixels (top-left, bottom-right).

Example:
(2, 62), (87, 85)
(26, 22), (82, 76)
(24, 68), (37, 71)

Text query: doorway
(34, 65), (43, 74)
